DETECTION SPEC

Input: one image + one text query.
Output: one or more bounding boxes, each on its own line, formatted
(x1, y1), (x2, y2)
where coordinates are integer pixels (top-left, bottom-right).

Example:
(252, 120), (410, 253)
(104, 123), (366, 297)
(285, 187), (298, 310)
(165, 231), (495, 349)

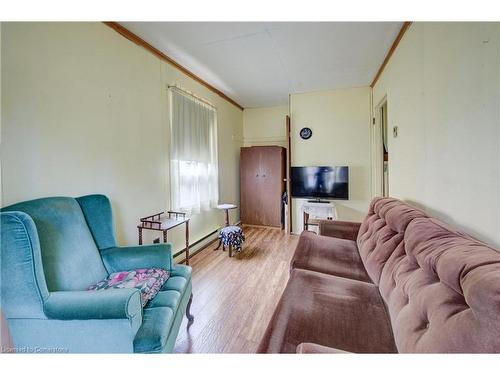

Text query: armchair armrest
(296, 342), (351, 354)
(318, 220), (361, 241)
(100, 243), (173, 273)
(44, 289), (142, 321)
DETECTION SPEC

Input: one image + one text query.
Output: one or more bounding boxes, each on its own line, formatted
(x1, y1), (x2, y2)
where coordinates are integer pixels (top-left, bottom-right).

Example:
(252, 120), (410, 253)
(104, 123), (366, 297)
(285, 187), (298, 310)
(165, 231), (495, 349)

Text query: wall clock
(299, 127), (312, 140)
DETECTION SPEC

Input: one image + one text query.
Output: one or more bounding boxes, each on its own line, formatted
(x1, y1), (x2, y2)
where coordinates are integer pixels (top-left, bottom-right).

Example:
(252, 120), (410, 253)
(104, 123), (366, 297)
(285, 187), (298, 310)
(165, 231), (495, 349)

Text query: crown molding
(103, 22), (244, 111)
(371, 22), (413, 88)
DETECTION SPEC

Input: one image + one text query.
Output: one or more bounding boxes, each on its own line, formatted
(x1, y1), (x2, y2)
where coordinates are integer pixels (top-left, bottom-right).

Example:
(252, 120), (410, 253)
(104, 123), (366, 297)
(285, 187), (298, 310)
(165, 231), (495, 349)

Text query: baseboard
(240, 223), (282, 230)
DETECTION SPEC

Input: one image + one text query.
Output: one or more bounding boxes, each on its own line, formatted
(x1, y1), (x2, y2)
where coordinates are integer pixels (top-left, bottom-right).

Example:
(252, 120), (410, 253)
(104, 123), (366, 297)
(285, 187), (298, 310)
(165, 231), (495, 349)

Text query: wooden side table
(137, 211), (190, 265)
(217, 203), (237, 226)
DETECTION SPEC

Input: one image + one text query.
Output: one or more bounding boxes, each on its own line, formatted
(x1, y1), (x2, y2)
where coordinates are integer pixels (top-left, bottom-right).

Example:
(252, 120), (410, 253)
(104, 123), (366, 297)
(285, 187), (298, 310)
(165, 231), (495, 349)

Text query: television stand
(302, 201), (338, 232)
(307, 198), (330, 204)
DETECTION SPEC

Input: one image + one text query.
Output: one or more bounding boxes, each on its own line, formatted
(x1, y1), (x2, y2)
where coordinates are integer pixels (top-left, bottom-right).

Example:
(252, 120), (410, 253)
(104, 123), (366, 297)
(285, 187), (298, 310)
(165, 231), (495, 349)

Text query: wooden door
(258, 147), (284, 227)
(240, 147), (262, 225)
(241, 146), (285, 227)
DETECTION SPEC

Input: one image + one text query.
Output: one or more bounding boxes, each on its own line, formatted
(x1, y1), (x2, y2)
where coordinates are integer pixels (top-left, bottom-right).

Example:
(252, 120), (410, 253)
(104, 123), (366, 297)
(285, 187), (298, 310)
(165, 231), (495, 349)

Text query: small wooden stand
(302, 202), (337, 231)
(137, 211), (190, 265)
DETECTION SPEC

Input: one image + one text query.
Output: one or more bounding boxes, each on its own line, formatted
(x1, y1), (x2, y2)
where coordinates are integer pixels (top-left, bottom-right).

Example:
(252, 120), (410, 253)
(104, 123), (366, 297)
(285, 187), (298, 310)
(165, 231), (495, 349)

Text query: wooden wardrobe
(240, 146), (286, 227)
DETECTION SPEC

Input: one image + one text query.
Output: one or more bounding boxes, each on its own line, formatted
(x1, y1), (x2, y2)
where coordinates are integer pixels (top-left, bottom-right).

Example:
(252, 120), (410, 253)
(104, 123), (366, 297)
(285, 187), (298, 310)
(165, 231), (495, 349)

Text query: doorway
(380, 101), (389, 197)
(372, 97), (389, 198)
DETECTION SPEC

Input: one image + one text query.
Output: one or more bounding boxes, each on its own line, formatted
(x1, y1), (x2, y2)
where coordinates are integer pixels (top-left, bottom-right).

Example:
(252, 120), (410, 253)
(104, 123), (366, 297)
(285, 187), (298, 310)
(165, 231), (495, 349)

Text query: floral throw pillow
(88, 268), (169, 307)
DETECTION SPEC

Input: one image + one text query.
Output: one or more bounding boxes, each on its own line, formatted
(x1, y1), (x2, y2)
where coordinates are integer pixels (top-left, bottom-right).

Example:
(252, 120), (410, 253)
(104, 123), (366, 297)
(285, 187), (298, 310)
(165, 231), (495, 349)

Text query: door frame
(371, 95), (387, 198)
(285, 115), (292, 233)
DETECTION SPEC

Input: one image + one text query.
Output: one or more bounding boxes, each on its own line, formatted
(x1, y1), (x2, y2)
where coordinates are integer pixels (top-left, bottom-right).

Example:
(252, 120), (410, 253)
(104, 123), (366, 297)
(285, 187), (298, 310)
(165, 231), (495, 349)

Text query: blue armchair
(0, 194), (193, 353)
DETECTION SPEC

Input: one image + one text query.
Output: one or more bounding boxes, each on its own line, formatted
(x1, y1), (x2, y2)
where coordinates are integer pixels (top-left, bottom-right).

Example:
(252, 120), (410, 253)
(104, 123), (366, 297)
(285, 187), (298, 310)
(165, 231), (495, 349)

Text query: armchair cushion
(88, 268), (169, 307)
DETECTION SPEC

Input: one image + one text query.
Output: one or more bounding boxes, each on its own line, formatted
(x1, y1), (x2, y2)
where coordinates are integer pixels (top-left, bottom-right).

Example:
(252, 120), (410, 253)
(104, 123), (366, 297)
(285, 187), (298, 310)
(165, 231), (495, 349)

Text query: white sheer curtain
(169, 88), (219, 213)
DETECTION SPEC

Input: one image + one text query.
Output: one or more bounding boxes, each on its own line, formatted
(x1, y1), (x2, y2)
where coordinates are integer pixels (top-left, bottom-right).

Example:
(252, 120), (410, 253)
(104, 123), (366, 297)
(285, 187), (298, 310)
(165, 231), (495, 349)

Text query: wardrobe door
(241, 146), (285, 227)
(259, 147), (284, 227)
(240, 147), (262, 225)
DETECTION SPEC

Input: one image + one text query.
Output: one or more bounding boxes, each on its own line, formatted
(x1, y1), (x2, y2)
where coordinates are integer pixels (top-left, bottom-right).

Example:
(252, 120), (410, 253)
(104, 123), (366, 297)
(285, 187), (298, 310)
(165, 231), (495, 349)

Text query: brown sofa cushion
(357, 197), (427, 285)
(257, 269), (397, 353)
(290, 231), (372, 283)
(296, 342), (351, 354)
(379, 217), (500, 353)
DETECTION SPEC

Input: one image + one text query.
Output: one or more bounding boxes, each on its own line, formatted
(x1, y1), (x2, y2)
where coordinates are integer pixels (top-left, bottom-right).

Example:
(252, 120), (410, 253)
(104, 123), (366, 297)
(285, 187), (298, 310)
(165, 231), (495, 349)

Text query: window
(169, 87), (219, 213)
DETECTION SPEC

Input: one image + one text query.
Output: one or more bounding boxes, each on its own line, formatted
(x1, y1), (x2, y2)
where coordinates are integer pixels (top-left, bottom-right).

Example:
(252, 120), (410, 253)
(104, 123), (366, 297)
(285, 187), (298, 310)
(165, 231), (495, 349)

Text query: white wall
(373, 22), (500, 247)
(1, 22), (243, 258)
(290, 87), (372, 233)
(243, 105), (288, 147)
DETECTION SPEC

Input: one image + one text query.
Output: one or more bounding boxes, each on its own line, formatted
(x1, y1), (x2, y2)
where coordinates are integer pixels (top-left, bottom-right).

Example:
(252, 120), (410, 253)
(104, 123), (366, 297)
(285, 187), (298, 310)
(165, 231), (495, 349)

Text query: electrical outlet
(393, 126), (398, 138)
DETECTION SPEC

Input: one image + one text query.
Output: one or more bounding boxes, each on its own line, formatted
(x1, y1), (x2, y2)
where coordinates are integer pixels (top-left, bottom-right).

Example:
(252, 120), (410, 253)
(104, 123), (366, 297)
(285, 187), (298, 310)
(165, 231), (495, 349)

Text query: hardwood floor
(173, 225), (299, 353)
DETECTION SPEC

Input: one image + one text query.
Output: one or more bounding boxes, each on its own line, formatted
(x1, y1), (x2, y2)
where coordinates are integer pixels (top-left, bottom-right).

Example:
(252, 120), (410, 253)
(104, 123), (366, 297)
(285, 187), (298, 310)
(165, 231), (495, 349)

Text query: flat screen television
(291, 166), (349, 200)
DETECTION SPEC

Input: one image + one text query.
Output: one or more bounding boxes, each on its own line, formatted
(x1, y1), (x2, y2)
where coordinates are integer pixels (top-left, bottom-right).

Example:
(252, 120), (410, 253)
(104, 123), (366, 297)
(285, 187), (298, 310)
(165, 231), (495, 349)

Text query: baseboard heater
(173, 229), (219, 261)
(172, 221), (242, 263)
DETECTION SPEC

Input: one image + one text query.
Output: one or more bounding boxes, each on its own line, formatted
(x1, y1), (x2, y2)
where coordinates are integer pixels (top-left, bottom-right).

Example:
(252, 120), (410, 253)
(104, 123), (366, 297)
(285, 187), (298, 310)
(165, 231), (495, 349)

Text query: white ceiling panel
(120, 22), (402, 108)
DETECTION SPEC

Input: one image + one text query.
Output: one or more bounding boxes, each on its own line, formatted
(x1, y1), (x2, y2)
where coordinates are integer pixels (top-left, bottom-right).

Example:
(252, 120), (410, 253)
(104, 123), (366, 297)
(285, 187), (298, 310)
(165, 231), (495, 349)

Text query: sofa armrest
(100, 243), (173, 273)
(318, 220), (361, 241)
(44, 289), (142, 321)
(296, 342), (351, 354)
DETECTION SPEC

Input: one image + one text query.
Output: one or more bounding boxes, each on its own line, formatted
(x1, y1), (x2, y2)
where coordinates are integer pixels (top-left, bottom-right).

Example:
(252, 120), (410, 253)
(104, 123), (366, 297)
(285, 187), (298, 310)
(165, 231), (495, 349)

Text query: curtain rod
(167, 85), (217, 109)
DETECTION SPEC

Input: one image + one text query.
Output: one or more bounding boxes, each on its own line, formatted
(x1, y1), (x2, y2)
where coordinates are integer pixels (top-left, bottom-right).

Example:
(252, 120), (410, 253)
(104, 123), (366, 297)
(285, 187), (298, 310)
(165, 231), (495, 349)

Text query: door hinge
(372, 117), (376, 125)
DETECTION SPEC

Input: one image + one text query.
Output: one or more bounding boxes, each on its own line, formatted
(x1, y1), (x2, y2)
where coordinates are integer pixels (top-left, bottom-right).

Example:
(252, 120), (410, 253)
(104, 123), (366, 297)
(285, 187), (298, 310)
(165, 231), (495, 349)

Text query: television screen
(291, 166), (348, 200)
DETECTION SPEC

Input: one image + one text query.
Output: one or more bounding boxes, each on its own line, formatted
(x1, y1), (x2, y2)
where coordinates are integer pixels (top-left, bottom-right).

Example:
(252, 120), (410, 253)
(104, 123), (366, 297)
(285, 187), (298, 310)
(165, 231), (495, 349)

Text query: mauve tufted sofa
(258, 197), (500, 353)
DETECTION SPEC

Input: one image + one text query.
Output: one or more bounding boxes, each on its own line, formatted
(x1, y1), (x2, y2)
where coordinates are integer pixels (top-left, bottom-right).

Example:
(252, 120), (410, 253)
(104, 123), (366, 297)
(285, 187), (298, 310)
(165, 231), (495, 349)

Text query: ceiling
(120, 22), (402, 108)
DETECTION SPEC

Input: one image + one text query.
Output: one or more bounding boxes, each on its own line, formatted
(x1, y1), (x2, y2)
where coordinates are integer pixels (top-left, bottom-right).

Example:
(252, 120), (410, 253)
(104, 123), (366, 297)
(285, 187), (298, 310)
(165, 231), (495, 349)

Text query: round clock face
(300, 127), (312, 140)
